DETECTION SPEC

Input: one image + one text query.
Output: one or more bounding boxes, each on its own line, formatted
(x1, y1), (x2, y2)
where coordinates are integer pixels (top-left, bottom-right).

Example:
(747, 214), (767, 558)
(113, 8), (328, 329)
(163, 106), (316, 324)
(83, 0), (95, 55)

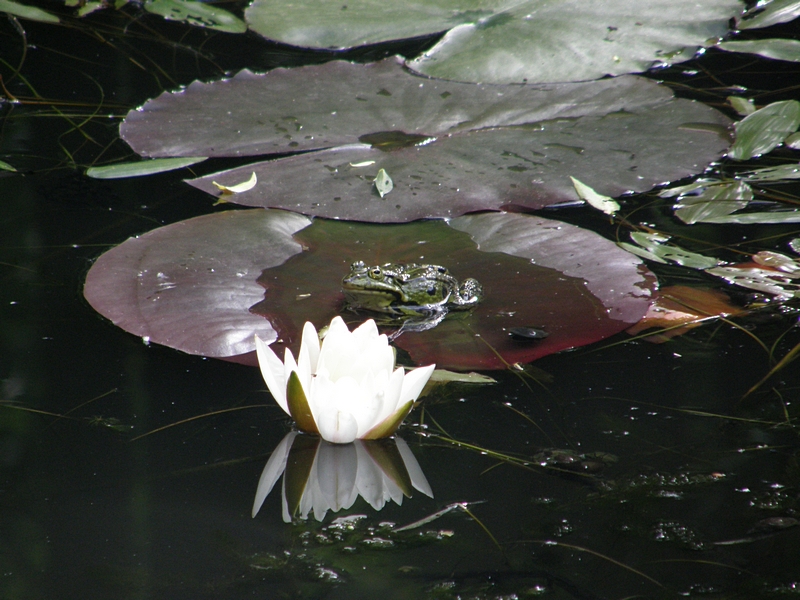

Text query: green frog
(342, 261), (483, 333)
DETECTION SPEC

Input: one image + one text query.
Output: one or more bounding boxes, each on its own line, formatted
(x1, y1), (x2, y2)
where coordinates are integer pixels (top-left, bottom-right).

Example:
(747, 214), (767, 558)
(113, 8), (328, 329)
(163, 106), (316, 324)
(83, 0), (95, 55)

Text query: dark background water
(3, 7), (800, 600)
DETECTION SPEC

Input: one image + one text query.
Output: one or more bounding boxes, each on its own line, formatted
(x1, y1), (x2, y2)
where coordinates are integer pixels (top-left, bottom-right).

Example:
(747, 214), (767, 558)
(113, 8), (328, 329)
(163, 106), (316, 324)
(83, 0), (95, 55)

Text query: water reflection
(252, 432), (432, 522)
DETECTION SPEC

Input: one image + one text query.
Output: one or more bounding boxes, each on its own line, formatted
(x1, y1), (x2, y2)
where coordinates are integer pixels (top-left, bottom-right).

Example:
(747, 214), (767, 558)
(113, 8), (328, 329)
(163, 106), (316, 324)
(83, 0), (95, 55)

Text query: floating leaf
(707, 265), (800, 298)
(120, 59), (730, 222)
(626, 285), (748, 342)
(785, 132), (800, 149)
(244, 0), (740, 84)
(753, 250), (800, 273)
(83, 210), (312, 357)
(737, 0), (800, 29)
(738, 163), (800, 182)
(570, 176), (620, 215)
(0, 160), (17, 172)
(626, 231), (720, 268)
(729, 100), (800, 160)
(122, 58), (725, 159)
(84, 210), (656, 370)
(144, 0), (247, 33)
(0, 0), (59, 22)
(700, 210), (800, 224)
(728, 96), (756, 116)
(673, 180), (752, 224)
(426, 369), (496, 384)
(717, 39), (800, 63)
(374, 168), (393, 197)
(86, 157), (207, 179)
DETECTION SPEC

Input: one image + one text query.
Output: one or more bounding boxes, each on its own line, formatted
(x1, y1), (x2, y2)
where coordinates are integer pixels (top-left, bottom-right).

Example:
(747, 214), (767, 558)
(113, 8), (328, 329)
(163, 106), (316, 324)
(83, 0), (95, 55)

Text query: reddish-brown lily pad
(83, 209), (656, 370)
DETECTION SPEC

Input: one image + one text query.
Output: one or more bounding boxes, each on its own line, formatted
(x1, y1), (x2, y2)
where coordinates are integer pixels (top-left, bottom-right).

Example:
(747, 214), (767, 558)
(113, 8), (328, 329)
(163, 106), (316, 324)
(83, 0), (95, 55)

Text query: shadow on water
(2, 5), (800, 599)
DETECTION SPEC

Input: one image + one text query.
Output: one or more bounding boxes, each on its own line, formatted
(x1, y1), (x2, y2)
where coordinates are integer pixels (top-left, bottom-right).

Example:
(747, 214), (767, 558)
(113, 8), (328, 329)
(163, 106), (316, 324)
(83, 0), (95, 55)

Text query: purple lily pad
(120, 58), (730, 222)
(83, 209), (655, 370)
(120, 57), (676, 158)
(83, 209), (311, 356)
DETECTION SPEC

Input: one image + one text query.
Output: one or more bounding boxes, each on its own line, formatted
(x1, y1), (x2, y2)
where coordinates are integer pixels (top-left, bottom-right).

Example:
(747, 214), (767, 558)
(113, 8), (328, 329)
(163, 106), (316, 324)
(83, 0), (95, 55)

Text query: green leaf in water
(673, 180), (752, 225)
(728, 96), (756, 116)
(426, 369), (496, 384)
(785, 132), (800, 149)
(707, 266), (800, 298)
(0, 160), (17, 172)
(0, 0), (59, 22)
(717, 39), (800, 63)
(737, 0), (800, 29)
(144, 0), (247, 33)
(739, 162), (800, 182)
(374, 168), (393, 198)
(729, 100), (800, 160)
(700, 211), (800, 224)
(86, 157), (207, 179)
(627, 232), (720, 269)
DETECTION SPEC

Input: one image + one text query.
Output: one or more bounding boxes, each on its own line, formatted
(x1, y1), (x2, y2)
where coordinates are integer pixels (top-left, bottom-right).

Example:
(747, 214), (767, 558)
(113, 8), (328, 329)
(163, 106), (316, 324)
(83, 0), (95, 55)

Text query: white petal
(282, 347), (307, 400)
(317, 407), (359, 444)
(255, 335), (289, 414)
(373, 367), (405, 424)
(252, 432), (296, 517)
(299, 321), (321, 376)
(399, 364), (436, 404)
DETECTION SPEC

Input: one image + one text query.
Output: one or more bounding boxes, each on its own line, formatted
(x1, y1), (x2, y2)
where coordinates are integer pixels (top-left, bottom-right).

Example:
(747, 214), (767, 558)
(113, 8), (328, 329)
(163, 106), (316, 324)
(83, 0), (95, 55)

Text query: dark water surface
(3, 10), (800, 600)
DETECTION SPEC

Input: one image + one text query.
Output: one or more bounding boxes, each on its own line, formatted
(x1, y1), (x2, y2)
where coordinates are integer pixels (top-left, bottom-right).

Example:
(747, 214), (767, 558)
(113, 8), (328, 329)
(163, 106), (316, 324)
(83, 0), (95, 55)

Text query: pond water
(3, 9), (800, 600)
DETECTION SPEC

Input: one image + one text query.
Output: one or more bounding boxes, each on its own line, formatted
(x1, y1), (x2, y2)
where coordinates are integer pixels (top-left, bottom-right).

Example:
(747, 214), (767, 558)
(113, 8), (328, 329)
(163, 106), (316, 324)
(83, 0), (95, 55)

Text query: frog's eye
(369, 267), (382, 279)
(437, 266), (447, 273)
(427, 287), (437, 295)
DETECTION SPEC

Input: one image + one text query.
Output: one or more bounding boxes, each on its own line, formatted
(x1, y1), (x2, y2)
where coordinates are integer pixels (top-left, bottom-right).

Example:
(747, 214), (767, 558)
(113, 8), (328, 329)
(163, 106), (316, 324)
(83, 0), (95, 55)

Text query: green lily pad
(144, 0), (247, 33)
(736, 0), (800, 30)
(244, 0), (741, 84)
(717, 39), (800, 63)
(83, 209), (656, 370)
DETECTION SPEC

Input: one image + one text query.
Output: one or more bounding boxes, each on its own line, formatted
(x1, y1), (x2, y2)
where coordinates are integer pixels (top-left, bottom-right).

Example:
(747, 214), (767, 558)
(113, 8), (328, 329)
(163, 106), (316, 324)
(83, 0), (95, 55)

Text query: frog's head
(342, 261), (407, 311)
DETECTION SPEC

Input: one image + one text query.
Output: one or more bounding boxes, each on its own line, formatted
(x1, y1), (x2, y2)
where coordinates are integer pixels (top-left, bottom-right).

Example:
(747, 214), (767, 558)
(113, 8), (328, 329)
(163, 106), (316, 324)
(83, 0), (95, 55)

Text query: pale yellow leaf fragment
(212, 172), (257, 194)
(570, 176), (620, 215)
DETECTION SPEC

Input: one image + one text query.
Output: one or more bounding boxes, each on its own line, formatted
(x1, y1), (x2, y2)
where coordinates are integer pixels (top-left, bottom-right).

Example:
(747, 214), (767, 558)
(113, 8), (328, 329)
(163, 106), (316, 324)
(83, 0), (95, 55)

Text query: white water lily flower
(255, 316), (434, 444)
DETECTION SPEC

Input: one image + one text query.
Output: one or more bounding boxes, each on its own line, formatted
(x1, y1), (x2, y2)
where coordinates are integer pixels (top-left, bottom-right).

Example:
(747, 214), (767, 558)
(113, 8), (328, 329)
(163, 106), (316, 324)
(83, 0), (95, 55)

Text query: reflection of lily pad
(83, 209), (655, 370)
(120, 59), (731, 222)
(243, 0), (741, 84)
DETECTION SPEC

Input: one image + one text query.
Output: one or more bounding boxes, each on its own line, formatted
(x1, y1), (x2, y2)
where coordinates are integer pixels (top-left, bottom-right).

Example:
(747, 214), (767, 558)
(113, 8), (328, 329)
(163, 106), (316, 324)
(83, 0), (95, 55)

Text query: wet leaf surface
(243, 0), (741, 84)
(83, 209), (655, 370)
(120, 59), (731, 222)
(83, 209), (312, 357)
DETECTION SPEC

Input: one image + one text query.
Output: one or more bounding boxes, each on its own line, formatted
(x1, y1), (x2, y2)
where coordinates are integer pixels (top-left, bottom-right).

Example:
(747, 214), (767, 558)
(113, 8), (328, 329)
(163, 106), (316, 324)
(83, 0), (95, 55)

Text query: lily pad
(243, 0), (741, 84)
(121, 58), (701, 159)
(83, 209), (312, 356)
(83, 209), (656, 370)
(130, 61), (731, 222)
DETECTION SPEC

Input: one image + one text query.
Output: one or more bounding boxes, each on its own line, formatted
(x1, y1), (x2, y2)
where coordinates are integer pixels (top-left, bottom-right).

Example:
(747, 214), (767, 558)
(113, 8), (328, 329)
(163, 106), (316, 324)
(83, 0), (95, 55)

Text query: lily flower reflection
(252, 432), (433, 522)
(255, 316), (434, 444)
